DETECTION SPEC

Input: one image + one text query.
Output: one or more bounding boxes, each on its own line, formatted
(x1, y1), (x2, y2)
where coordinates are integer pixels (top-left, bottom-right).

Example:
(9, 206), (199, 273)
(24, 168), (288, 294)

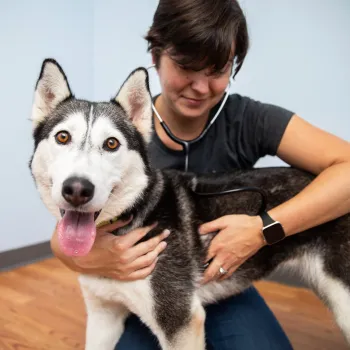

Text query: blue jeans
(115, 286), (293, 349)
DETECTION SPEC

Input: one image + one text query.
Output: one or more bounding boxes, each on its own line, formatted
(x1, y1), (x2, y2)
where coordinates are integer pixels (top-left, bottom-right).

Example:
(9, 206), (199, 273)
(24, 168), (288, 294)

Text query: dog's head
(29, 59), (153, 257)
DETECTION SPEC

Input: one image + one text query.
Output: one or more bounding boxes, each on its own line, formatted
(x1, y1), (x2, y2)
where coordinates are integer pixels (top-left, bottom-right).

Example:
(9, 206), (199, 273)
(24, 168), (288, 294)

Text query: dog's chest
(78, 274), (154, 315)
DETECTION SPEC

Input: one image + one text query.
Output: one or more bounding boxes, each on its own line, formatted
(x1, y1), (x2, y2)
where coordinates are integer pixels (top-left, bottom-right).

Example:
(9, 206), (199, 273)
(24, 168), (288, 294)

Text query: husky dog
(29, 58), (350, 350)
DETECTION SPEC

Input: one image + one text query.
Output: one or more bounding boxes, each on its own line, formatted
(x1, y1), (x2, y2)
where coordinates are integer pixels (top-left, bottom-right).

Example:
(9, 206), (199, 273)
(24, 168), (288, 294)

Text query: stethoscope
(146, 64), (268, 221)
(147, 64), (233, 173)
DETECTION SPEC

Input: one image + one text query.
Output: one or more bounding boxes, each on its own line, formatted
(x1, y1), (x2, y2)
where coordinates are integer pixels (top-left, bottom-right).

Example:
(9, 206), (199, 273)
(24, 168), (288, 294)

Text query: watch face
(263, 222), (285, 245)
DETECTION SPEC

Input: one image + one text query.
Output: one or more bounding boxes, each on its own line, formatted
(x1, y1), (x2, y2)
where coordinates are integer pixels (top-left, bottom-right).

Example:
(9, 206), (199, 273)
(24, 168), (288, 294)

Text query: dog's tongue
(57, 211), (96, 257)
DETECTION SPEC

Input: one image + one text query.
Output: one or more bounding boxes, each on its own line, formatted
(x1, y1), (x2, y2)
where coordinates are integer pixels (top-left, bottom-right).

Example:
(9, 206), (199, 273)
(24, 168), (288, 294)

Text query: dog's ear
(114, 68), (153, 143)
(31, 59), (73, 127)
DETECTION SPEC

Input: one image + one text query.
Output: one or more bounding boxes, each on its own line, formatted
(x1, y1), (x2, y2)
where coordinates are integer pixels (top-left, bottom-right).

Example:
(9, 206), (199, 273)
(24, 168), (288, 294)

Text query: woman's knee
(204, 287), (293, 350)
(115, 314), (160, 350)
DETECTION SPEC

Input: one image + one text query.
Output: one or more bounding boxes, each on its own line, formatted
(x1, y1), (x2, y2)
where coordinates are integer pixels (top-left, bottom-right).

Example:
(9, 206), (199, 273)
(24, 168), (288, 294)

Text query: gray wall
(1, 0), (349, 253)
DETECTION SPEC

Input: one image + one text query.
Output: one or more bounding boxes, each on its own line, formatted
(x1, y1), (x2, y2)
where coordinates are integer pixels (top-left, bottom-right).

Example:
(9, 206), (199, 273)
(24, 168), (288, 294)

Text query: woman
(51, 0), (350, 349)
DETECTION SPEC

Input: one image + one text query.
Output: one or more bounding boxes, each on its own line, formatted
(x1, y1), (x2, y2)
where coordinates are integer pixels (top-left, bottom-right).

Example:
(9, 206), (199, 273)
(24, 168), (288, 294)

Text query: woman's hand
(51, 217), (170, 281)
(198, 215), (265, 284)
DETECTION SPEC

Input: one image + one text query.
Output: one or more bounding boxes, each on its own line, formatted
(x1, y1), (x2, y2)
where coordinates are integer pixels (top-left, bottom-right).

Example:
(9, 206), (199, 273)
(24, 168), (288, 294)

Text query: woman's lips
(182, 96), (206, 107)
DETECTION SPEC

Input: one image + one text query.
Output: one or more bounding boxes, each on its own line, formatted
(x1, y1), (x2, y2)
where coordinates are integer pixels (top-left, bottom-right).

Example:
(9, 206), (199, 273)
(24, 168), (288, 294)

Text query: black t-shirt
(148, 94), (294, 174)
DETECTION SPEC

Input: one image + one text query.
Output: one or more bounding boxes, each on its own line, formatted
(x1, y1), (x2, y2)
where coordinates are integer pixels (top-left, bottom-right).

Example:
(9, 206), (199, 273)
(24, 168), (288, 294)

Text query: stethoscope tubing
(147, 64), (233, 172)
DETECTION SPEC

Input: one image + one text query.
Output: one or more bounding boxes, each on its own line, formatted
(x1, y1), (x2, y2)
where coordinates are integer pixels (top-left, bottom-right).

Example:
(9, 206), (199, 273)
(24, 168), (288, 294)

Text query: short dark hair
(145, 0), (249, 78)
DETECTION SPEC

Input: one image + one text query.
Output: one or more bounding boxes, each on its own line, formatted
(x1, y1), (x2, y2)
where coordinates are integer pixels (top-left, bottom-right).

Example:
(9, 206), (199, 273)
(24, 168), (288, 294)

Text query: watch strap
(260, 211), (275, 227)
(259, 211), (286, 245)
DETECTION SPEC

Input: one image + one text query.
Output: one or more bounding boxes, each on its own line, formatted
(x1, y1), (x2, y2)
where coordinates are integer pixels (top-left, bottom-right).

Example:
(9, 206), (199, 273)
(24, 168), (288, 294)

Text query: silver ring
(219, 267), (228, 275)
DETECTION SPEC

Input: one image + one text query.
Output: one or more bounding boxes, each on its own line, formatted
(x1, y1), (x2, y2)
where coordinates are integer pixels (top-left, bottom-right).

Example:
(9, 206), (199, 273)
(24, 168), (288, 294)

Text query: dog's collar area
(96, 216), (119, 228)
(96, 213), (134, 229)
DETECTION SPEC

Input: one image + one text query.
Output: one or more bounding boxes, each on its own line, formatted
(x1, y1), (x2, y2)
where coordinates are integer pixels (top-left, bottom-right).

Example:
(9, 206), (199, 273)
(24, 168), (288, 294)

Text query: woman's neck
(153, 95), (210, 151)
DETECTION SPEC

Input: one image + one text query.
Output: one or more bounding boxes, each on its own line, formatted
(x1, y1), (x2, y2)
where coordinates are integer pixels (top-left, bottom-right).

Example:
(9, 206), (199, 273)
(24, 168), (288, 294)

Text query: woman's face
(155, 51), (233, 120)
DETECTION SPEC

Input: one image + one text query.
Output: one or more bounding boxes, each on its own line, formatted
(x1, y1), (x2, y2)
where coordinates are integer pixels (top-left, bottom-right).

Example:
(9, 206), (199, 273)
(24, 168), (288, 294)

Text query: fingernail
(163, 229), (171, 237)
(160, 241), (167, 249)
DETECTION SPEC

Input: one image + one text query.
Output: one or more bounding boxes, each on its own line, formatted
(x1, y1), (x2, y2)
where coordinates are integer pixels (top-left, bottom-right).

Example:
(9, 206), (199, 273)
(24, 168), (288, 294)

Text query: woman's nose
(190, 72), (210, 95)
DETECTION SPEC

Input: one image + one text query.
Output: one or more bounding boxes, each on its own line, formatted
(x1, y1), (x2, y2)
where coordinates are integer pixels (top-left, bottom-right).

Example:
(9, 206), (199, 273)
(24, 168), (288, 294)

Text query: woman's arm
(270, 114), (350, 235)
(51, 219), (170, 281)
(199, 114), (350, 284)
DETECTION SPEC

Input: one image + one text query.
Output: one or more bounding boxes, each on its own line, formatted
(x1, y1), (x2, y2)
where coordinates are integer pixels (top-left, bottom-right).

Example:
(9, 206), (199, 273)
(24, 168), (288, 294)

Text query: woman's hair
(145, 0), (249, 78)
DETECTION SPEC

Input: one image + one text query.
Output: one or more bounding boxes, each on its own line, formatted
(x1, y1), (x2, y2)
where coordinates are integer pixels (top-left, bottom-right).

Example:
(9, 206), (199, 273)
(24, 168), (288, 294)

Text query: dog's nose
(62, 177), (95, 207)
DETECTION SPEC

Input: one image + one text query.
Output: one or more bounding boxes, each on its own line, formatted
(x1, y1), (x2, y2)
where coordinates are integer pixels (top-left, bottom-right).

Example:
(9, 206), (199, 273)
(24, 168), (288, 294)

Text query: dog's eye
(55, 131), (71, 145)
(104, 137), (120, 151)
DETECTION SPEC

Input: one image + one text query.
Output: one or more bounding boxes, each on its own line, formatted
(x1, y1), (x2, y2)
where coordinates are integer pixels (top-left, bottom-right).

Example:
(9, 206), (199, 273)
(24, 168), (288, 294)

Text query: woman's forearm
(268, 161), (350, 236)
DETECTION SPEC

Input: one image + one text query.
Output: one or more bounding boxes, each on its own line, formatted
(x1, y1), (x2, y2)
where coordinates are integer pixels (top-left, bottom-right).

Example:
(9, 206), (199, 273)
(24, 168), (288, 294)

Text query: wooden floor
(0, 258), (347, 350)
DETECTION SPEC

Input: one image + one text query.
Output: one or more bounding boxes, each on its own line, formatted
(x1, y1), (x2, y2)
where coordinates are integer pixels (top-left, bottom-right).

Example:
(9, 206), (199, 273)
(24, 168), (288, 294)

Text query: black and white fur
(29, 59), (350, 349)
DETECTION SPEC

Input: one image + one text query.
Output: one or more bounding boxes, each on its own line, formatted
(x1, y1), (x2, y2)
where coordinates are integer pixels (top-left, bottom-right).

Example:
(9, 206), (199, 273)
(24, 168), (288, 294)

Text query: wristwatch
(259, 211), (286, 245)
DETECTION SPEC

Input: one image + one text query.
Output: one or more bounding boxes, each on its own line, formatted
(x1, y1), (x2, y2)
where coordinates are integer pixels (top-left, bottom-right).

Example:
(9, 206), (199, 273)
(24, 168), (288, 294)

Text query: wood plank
(0, 258), (347, 349)
(255, 280), (348, 349)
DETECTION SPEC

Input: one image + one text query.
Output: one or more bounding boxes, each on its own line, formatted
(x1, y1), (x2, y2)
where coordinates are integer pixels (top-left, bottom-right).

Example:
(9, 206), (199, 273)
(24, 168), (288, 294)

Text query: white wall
(93, 0), (160, 100)
(1, 0), (349, 252)
(0, 0), (94, 253)
(92, 0), (350, 166)
(236, 0), (350, 166)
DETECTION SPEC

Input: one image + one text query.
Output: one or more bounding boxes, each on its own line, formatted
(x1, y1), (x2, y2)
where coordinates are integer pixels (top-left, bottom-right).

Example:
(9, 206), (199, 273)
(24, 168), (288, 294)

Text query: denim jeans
(115, 286), (293, 349)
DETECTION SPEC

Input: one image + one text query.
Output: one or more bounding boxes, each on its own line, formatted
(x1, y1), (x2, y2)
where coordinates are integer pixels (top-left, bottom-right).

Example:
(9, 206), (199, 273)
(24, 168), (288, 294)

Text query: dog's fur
(29, 59), (350, 349)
